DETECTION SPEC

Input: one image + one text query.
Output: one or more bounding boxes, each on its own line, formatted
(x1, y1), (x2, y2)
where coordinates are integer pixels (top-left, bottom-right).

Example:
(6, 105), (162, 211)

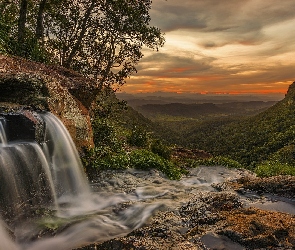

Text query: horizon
(116, 89), (285, 102)
(117, 90), (287, 96)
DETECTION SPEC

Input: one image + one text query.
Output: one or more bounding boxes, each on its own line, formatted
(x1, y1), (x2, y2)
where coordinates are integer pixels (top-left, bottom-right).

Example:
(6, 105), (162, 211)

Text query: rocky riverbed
(77, 166), (295, 249)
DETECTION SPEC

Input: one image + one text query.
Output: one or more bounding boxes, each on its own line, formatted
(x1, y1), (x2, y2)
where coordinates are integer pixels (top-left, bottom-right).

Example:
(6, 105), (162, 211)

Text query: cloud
(152, 0), (295, 45)
(127, 49), (295, 93)
(123, 0), (295, 94)
(135, 52), (218, 78)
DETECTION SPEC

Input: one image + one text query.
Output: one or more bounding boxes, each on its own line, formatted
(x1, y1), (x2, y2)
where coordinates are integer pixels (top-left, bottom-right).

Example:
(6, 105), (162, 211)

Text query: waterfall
(41, 113), (90, 200)
(0, 220), (19, 250)
(0, 112), (91, 221)
(0, 117), (7, 145)
(0, 111), (158, 249)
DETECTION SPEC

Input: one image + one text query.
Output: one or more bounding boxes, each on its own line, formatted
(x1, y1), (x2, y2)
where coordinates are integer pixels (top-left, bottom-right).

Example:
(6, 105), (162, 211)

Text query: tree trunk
(63, 0), (95, 68)
(18, 0), (28, 43)
(35, 0), (47, 42)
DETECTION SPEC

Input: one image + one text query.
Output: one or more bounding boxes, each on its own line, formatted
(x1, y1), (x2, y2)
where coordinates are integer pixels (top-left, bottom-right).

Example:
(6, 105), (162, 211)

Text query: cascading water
(41, 113), (91, 212)
(0, 117), (7, 145)
(0, 112), (159, 250)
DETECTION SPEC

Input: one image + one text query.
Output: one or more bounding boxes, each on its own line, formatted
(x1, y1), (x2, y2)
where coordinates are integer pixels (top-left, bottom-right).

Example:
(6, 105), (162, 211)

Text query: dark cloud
(151, 0), (295, 44)
(150, 5), (207, 32)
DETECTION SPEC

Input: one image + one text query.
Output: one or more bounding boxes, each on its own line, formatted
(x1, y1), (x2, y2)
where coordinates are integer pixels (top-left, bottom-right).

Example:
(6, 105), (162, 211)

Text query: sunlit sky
(122, 0), (295, 94)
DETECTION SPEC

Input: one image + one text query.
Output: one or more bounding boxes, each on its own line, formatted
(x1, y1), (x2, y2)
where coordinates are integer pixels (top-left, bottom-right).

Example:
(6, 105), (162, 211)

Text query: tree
(17, 0), (28, 43)
(35, 0), (47, 42)
(44, 0), (165, 89)
(1, 0), (164, 90)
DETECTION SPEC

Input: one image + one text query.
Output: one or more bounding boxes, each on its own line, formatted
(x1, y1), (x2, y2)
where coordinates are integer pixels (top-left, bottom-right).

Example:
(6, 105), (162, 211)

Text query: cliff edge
(0, 54), (97, 149)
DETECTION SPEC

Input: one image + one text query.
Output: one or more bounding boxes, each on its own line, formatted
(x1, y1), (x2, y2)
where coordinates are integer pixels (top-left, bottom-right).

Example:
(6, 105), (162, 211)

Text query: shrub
(270, 145), (295, 165)
(82, 146), (129, 173)
(127, 126), (149, 147)
(150, 139), (171, 160)
(92, 118), (124, 151)
(129, 149), (182, 180)
(255, 160), (295, 177)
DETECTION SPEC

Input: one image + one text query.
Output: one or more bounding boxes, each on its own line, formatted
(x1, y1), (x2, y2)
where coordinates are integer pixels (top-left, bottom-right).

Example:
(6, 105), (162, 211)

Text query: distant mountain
(133, 101), (277, 119)
(116, 92), (284, 108)
(185, 82), (295, 168)
(137, 103), (222, 118)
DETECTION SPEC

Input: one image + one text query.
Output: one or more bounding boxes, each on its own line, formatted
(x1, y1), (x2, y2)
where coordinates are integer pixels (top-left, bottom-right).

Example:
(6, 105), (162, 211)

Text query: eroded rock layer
(0, 55), (96, 149)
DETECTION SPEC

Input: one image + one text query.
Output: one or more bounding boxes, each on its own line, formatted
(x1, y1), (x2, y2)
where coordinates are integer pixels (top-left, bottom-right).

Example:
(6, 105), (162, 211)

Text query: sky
(122, 0), (295, 94)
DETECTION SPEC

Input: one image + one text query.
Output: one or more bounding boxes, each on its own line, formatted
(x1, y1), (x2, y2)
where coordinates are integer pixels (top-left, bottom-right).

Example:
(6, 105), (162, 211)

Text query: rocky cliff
(0, 54), (97, 149)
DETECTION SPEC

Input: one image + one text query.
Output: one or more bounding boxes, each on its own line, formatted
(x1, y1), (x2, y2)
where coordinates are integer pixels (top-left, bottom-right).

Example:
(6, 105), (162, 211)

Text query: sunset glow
(122, 0), (295, 95)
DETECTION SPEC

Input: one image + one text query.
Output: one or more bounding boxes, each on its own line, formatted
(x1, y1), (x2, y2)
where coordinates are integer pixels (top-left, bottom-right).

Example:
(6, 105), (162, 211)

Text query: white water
(0, 112), (159, 250)
(41, 113), (90, 197)
(0, 117), (7, 145)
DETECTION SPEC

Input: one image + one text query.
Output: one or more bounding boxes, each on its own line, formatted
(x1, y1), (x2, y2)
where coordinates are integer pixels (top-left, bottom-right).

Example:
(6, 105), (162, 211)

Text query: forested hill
(185, 81), (295, 168)
(135, 101), (276, 119)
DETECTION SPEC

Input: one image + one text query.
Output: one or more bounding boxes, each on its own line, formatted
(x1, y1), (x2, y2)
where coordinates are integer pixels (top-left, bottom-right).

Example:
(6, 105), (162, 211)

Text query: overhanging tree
(1, 0), (164, 90)
(43, 0), (165, 89)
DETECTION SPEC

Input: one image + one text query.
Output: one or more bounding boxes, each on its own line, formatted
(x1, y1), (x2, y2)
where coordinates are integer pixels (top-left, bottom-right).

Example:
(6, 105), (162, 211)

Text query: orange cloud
(122, 77), (291, 94)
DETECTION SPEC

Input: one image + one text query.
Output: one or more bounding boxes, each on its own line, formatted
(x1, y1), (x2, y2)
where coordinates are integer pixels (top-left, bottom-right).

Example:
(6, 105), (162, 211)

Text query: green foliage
(83, 107), (130, 174)
(173, 93), (295, 169)
(0, 1), (52, 62)
(0, 11), (14, 54)
(43, 0), (165, 89)
(129, 149), (182, 180)
(193, 156), (243, 169)
(82, 146), (129, 172)
(92, 118), (124, 151)
(84, 95), (178, 180)
(269, 144), (295, 165)
(176, 158), (201, 169)
(93, 89), (128, 119)
(83, 146), (183, 180)
(10, 36), (51, 63)
(150, 139), (171, 160)
(255, 160), (295, 177)
(127, 126), (149, 148)
(0, 22), (9, 53)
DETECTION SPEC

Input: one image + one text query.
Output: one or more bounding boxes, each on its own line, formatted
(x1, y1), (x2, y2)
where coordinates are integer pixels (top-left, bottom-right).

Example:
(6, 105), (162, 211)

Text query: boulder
(0, 55), (96, 150)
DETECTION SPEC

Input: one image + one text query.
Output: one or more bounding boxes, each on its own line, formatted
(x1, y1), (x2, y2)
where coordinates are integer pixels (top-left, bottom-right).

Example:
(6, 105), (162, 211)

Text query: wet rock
(0, 55), (96, 150)
(233, 175), (295, 199)
(0, 112), (36, 142)
(201, 232), (245, 250)
(96, 211), (201, 250)
(220, 208), (295, 249)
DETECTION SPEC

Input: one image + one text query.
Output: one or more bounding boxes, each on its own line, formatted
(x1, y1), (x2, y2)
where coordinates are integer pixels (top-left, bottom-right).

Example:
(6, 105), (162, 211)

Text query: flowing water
(0, 112), (159, 250)
(0, 117), (7, 145)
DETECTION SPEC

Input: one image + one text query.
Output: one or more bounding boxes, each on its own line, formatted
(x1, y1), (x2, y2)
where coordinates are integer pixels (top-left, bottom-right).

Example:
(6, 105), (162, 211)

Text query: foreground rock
(0, 55), (96, 149)
(95, 193), (295, 249)
(77, 167), (295, 249)
(233, 175), (295, 199)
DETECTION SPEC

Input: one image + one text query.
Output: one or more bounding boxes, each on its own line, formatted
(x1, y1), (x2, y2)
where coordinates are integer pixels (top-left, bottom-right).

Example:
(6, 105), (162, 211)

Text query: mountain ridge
(184, 81), (295, 167)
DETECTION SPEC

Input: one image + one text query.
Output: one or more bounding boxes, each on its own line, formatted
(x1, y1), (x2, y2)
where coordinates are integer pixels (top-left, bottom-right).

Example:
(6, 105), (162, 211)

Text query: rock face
(0, 55), (97, 149)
